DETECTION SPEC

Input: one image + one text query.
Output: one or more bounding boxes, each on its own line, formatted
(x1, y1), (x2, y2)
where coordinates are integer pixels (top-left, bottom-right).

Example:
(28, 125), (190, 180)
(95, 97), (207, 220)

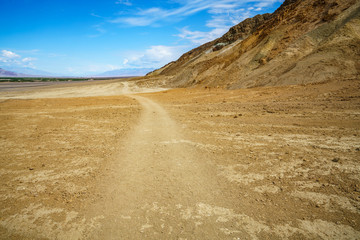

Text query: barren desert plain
(0, 78), (359, 239)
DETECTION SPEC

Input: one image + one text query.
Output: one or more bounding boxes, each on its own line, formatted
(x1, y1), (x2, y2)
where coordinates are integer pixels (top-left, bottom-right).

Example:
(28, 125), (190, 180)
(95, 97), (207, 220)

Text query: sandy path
(91, 95), (223, 239)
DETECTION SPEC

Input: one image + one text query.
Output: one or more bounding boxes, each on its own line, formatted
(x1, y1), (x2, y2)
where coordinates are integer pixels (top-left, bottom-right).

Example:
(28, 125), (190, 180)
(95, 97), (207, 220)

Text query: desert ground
(0, 79), (359, 239)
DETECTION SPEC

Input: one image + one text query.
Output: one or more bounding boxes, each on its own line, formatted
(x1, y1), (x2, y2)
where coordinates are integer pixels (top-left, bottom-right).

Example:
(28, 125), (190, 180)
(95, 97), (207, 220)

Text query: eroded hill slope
(145, 0), (360, 88)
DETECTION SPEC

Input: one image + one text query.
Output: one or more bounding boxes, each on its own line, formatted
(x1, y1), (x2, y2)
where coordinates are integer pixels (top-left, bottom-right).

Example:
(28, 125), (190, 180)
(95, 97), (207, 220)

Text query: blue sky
(0, 0), (283, 76)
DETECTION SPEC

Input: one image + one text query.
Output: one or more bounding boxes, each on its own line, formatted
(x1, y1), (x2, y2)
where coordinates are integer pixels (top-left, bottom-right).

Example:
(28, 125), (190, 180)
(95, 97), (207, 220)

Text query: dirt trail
(91, 95), (224, 239)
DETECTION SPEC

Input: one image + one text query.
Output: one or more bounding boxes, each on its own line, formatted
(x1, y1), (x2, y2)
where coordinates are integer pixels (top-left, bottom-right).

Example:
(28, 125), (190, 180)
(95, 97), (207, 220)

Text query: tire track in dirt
(92, 95), (224, 239)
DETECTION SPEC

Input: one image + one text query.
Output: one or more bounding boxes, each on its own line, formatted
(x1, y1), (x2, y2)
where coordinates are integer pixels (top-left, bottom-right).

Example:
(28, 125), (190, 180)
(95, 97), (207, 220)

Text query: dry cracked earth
(0, 79), (359, 239)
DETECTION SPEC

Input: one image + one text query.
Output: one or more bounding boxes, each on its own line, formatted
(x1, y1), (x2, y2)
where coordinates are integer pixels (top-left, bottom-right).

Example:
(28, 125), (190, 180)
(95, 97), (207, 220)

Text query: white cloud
(106, 64), (122, 70)
(0, 50), (21, 64)
(177, 0), (282, 45)
(0, 50), (37, 67)
(110, 0), (282, 45)
(2, 50), (20, 59)
(88, 24), (107, 38)
(255, 0), (279, 8)
(90, 13), (103, 18)
(110, 0), (282, 27)
(177, 27), (228, 45)
(117, 17), (154, 26)
(123, 45), (186, 68)
(177, 5), (257, 45)
(115, 0), (132, 6)
(145, 46), (173, 60)
(22, 57), (37, 62)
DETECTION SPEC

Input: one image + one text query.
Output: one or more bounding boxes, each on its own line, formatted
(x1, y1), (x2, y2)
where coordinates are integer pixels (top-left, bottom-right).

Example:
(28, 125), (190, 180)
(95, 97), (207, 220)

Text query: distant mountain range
(95, 68), (154, 77)
(0, 66), (59, 77)
(0, 68), (28, 77)
(0, 66), (154, 78)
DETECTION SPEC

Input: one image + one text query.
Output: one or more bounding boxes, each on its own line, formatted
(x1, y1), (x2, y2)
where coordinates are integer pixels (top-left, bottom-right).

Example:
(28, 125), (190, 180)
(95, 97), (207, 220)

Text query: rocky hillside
(145, 0), (360, 88)
(147, 13), (272, 78)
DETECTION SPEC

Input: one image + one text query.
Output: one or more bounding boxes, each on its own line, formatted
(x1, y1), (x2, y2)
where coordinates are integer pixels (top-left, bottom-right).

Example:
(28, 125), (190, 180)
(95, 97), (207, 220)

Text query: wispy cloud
(22, 57), (37, 62)
(90, 13), (104, 18)
(115, 0), (132, 6)
(177, 27), (227, 45)
(110, 0), (281, 27)
(109, 0), (282, 44)
(177, 6), (260, 44)
(88, 23), (107, 38)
